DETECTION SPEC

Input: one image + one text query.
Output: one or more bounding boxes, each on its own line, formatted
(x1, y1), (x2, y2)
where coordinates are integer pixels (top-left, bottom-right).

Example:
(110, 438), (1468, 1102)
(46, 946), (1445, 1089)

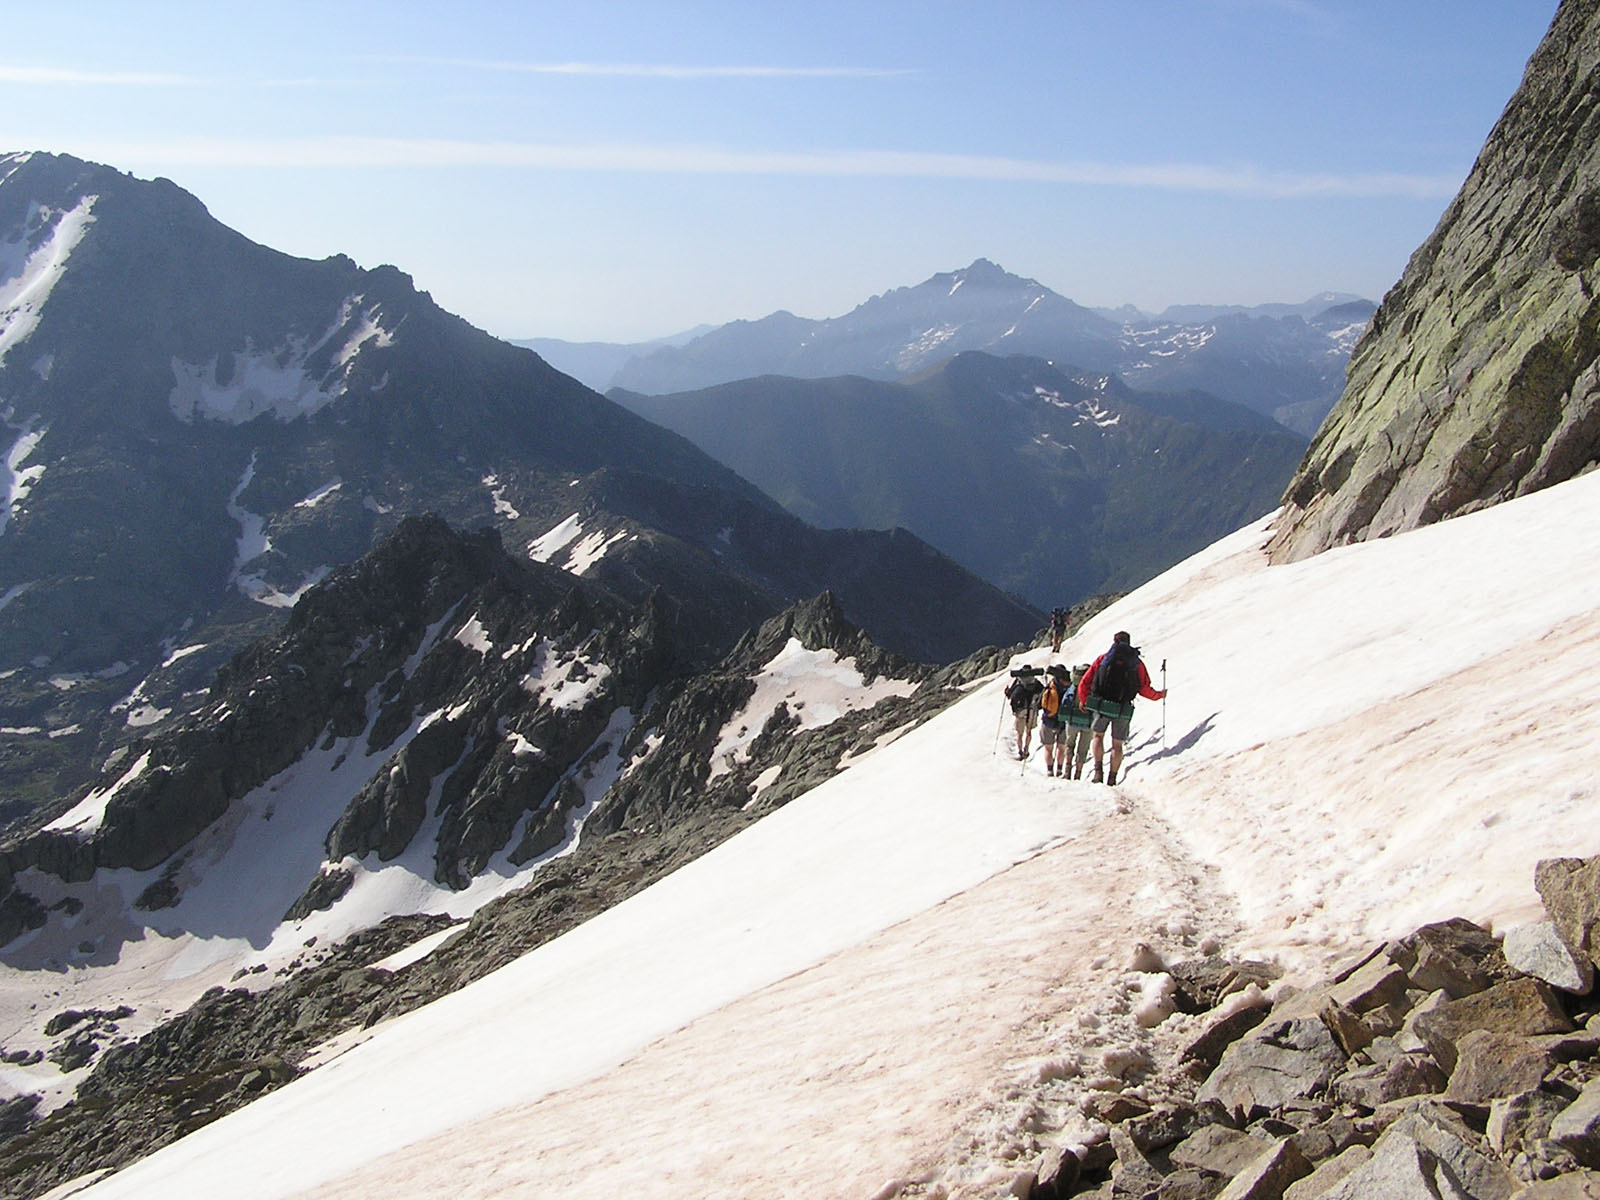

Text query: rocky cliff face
(1269, 0), (1600, 562)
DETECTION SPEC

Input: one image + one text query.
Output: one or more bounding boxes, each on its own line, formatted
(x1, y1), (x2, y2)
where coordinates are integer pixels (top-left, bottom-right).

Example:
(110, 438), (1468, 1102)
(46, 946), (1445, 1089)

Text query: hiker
(1039, 665), (1072, 776)
(1004, 668), (1044, 760)
(1076, 631), (1166, 785)
(1064, 663), (1095, 779)
(1048, 607), (1069, 653)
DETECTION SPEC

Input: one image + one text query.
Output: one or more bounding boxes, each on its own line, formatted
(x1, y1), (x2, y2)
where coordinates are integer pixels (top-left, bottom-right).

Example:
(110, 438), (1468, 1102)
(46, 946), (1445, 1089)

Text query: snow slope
(66, 468), (1600, 1199)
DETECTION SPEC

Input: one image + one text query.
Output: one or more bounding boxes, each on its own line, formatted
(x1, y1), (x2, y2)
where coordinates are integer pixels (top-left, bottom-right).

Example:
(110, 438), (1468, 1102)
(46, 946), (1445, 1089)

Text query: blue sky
(0, 1), (1560, 341)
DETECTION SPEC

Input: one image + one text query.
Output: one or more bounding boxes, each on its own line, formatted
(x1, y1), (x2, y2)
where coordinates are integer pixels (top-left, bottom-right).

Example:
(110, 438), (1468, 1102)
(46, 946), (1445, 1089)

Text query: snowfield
(46, 467), (1600, 1198)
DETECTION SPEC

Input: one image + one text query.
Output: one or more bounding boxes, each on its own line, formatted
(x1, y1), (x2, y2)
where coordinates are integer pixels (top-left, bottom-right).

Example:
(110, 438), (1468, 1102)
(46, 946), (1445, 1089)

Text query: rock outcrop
(1269, 0), (1600, 562)
(1000, 856), (1600, 1200)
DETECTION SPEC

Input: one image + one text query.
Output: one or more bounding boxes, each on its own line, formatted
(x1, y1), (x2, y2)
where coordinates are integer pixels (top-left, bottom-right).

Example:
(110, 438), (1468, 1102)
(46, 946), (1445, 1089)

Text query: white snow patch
(521, 641), (612, 711)
(44, 751), (154, 836)
(528, 512), (584, 563)
(295, 479), (343, 509)
(708, 637), (917, 780)
(453, 613), (493, 655)
(564, 527), (630, 576)
(482, 474), (520, 520)
(168, 297), (394, 424)
(1, 415), (47, 535)
(0, 580), (33, 612)
(0, 195), (97, 365)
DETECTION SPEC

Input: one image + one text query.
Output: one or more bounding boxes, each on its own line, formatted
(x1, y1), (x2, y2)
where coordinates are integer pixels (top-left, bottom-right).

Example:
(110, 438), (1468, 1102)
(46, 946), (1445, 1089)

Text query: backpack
(1092, 642), (1141, 705)
(1008, 673), (1041, 713)
(1040, 678), (1062, 718)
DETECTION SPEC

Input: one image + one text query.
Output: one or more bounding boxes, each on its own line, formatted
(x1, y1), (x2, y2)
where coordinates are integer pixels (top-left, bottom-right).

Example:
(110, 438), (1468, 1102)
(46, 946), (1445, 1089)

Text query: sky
(47, 449), (1600, 1199)
(0, 1), (1563, 341)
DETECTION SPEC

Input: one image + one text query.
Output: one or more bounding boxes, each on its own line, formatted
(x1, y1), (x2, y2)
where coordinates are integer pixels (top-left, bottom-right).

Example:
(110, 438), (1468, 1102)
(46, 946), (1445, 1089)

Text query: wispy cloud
(0, 65), (205, 86)
(371, 57), (914, 80)
(45, 135), (1460, 199)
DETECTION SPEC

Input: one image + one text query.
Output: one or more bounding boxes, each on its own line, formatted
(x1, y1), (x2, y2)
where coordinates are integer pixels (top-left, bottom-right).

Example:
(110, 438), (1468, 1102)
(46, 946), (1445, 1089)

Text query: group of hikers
(1004, 625), (1166, 786)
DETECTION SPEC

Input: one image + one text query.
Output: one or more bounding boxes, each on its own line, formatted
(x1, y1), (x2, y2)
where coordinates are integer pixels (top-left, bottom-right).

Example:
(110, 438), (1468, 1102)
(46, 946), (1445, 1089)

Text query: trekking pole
(992, 693), (1007, 757)
(1161, 659), (1168, 750)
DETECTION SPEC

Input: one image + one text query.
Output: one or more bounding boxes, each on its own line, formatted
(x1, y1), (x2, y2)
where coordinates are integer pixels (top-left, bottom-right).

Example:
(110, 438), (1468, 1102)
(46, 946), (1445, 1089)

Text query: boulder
(1168, 1126), (1279, 1177)
(1316, 1104), (1517, 1200)
(1511, 1169), (1600, 1198)
(1336, 1052), (1447, 1110)
(1412, 978), (1574, 1073)
(1283, 1145), (1371, 1200)
(1504, 922), (1595, 994)
(1446, 1029), (1562, 1106)
(1182, 1005), (1271, 1073)
(1536, 858), (1600, 973)
(1549, 1079), (1600, 1169)
(1488, 1084), (1580, 1157)
(1198, 1018), (1347, 1121)
(1215, 1139), (1311, 1200)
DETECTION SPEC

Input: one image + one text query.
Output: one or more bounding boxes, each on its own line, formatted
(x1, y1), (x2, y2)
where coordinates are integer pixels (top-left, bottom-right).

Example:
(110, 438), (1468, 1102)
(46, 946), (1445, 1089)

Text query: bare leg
(1091, 730), (1105, 781)
(1108, 737), (1125, 785)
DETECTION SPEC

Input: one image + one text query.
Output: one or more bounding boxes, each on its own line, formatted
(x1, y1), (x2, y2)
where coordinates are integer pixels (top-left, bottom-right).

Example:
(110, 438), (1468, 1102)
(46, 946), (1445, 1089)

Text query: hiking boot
(1092, 767), (1104, 784)
(1106, 768), (1118, 786)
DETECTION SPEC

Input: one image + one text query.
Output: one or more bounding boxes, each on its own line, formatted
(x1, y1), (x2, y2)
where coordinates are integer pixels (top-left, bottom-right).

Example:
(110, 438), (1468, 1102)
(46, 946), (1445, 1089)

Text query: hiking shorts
(1064, 725), (1091, 760)
(1092, 711), (1131, 742)
(1013, 710), (1037, 739)
(1039, 718), (1065, 746)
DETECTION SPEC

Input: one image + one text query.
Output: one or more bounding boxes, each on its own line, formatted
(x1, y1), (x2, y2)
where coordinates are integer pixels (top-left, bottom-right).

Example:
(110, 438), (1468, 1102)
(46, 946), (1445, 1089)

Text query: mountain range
(614, 353), (1307, 607)
(0, 151), (1036, 821)
(521, 259), (1372, 436)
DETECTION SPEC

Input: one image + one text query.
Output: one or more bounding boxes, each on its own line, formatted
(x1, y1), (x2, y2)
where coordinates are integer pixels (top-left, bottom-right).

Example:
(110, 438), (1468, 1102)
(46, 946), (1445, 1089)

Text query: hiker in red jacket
(1076, 631), (1165, 786)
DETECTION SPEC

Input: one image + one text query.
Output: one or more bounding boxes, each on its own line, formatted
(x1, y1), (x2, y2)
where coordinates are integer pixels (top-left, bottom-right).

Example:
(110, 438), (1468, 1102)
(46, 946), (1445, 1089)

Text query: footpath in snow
(66, 468), (1600, 1199)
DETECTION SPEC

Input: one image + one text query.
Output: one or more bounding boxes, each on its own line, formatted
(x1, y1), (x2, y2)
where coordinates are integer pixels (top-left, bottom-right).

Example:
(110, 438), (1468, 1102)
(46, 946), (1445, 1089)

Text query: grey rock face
(1269, 0), (1600, 563)
(1536, 856), (1600, 973)
(1197, 1017), (1347, 1120)
(1505, 921), (1596, 994)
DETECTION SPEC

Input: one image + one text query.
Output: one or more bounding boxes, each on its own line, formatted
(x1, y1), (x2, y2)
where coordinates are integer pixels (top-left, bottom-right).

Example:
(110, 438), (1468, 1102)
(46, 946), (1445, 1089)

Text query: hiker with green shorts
(1076, 631), (1166, 786)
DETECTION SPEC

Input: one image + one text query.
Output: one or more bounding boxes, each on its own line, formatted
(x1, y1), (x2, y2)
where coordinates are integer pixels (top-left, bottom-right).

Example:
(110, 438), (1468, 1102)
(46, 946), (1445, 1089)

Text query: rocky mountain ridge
(1269, 0), (1600, 562)
(614, 352), (1306, 607)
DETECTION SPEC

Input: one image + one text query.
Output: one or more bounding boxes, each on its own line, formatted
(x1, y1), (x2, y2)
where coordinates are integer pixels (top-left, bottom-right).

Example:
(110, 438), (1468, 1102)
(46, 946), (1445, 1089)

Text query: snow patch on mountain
(527, 513), (584, 562)
(1, 414), (46, 535)
(707, 637), (918, 781)
(168, 297), (394, 424)
(481, 474), (519, 520)
(295, 479), (343, 509)
(521, 641), (612, 711)
(565, 527), (632, 575)
(225, 454), (328, 607)
(43, 751), (154, 838)
(0, 194), (97, 365)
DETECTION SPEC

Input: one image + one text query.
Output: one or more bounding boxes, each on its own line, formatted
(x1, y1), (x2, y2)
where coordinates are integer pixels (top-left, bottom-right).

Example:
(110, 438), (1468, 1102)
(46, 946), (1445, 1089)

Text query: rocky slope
(615, 353), (1306, 607)
(1269, 0), (1600, 562)
(0, 152), (1038, 825)
(1003, 857), (1600, 1199)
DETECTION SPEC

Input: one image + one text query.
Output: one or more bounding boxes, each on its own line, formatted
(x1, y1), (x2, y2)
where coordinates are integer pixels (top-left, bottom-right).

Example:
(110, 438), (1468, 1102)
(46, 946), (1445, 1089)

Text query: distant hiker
(1005, 667), (1045, 760)
(1049, 607), (1069, 653)
(1064, 663), (1095, 780)
(1077, 632), (1166, 785)
(1039, 665), (1071, 776)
